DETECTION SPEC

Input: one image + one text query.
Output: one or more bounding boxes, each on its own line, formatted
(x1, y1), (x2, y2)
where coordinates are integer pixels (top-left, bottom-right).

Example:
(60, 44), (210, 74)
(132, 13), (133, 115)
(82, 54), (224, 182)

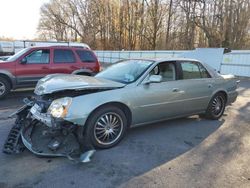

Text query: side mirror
(144, 75), (162, 84)
(20, 57), (27, 64)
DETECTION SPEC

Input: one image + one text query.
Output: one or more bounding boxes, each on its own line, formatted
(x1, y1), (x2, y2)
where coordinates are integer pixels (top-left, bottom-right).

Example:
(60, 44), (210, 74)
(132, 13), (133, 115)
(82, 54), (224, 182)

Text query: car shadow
(84, 116), (224, 186)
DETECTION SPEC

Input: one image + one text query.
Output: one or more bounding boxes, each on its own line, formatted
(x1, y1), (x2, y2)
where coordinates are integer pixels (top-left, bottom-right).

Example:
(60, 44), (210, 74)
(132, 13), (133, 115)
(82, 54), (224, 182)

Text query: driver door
(133, 62), (185, 124)
(15, 49), (51, 86)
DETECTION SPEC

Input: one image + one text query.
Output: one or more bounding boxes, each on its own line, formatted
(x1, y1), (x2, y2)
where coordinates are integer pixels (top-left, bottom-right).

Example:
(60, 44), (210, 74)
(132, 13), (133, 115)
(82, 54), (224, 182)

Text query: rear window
(181, 62), (201, 79)
(54, 49), (76, 63)
(198, 63), (211, 78)
(180, 61), (211, 79)
(76, 50), (96, 63)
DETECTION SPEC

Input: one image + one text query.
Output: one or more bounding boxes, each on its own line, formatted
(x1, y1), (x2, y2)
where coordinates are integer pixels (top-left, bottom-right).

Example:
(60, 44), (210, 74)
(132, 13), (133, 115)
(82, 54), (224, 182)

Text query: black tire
(0, 77), (11, 99)
(205, 93), (226, 120)
(198, 114), (206, 119)
(78, 106), (128, 149)
(76, 72), (92, 76)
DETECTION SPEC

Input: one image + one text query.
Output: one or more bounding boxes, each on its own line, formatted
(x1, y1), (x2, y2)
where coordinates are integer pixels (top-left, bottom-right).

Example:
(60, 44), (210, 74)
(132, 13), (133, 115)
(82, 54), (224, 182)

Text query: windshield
(96, 60), (153, 84)
(7, 48), (30, 61)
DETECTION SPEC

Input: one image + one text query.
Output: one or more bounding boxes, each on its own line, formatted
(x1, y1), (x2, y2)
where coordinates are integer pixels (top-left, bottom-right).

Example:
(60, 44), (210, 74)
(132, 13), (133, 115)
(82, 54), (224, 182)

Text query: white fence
(95, 49), (250, 77)
(95, 50), (187, 64)
(221, 51), (250, 77)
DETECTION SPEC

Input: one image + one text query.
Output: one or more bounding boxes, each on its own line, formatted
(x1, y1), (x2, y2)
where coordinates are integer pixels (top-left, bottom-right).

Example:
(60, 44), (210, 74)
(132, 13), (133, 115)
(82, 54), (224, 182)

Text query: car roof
(120, 57), (201, 63)
(154, 57), (201, 62)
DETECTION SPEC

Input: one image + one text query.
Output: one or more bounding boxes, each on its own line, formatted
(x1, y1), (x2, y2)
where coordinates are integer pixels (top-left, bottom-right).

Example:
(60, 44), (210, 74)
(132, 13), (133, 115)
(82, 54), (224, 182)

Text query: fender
(0, 70), (16, 89)
(72, 69), (93, 76)
(211, 87), (228, 97)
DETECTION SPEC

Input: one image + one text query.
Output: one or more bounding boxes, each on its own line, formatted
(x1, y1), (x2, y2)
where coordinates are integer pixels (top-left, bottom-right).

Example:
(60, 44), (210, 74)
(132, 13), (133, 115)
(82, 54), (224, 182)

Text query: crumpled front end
(3, 97), (95, 163)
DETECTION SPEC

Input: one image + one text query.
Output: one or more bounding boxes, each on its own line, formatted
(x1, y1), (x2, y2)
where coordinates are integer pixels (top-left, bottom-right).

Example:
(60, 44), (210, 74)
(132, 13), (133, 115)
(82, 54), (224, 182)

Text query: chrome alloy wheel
(211, 95), (224, 116)
(94, 112), (123, 145)
(0, 81), (6, 96)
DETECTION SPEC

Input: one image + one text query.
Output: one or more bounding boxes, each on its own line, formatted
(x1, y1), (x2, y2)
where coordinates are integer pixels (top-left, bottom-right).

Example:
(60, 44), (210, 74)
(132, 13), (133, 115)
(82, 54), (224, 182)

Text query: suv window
(76, 50), (96, 63)
(54, 49), (76, 63)
(25, 49), (50, 64)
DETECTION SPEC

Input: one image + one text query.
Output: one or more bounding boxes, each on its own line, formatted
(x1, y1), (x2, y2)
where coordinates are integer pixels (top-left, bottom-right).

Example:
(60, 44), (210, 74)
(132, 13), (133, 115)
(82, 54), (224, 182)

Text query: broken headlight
(48, 97), (72, 118)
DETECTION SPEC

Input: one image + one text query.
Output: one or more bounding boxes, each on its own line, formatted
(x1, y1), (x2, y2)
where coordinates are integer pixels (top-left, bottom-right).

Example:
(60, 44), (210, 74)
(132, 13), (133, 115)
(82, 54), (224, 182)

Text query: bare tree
(37, 0), (250, 50)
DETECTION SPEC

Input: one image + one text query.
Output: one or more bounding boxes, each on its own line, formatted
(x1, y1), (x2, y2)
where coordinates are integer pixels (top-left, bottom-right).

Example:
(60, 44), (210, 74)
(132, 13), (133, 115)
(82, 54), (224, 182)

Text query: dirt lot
(0, 79), (249, 188)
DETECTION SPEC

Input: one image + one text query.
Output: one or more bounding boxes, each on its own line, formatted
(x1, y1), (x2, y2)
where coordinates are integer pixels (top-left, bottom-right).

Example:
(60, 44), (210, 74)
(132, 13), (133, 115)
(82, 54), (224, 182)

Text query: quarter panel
(209, 76), (238, 104)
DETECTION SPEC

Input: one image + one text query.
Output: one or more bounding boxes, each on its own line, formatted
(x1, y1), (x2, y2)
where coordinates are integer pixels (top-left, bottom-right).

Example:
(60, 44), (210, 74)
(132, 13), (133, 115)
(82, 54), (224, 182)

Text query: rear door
(50, 48), (78, 74)
(174, 61), (214, 114)
(15, 48), (50, 85)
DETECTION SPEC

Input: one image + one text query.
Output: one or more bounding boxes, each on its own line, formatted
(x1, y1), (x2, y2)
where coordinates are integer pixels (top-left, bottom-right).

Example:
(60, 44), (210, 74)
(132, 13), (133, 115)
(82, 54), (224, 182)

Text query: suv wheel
(77, 72), (91, 76)
(0, 77), (11, 99)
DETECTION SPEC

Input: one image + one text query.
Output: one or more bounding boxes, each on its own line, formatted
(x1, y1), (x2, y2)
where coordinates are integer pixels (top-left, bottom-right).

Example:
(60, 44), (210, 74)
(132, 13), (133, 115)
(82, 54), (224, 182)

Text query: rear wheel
(0, 77), (11, 99)
(205, 93), (226, 120)
(79, 106), (128, 149)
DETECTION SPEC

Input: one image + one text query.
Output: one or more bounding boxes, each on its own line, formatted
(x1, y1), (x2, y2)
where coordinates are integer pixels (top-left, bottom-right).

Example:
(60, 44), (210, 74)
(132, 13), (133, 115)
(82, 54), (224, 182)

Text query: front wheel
(0, 77), (11, 99)
(79, 106), (128, 149)
(205, 93), (226, 120)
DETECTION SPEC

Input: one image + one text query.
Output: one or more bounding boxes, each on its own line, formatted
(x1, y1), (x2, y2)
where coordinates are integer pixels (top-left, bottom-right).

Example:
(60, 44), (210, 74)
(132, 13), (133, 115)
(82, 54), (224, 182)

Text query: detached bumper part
(30, 104), (53, 127)
(2, 123), (25, 154)
(3, 110), (95, 163)
(21, 132), (95, 163)
(3, 98), (96, 163)
(20, 122), (95, 163)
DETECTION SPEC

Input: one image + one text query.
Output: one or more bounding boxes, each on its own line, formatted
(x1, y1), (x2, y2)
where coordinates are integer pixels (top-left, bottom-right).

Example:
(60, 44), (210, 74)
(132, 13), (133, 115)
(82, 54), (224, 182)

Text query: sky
(0, 0), (49, 40)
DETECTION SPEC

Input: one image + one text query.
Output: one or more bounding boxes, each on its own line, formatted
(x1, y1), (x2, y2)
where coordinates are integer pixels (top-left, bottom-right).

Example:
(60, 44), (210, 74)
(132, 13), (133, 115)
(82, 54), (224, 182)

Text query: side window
(181, 62), (201, 79)
(25, 49), (50, 64)
(150, 62), (176, 81)
(197, 63), (211, 78)
(54, 49), (76, 63)
(76, 50), (96, 63)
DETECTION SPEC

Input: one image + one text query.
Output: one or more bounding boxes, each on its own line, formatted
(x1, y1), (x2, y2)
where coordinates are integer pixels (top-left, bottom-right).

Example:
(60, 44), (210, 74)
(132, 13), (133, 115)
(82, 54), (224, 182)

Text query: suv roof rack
(16, 40), (90, 49)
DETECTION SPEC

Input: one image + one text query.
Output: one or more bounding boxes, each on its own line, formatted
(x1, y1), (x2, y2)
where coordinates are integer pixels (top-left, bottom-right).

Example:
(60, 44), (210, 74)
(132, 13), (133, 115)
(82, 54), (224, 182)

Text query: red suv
(0, 46), (100, 98)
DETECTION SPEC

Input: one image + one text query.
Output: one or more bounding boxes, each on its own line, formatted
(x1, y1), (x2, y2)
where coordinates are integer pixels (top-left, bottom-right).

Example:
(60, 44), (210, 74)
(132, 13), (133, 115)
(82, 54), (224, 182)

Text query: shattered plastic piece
(67, 150), (96, 163)
(80, 150), (96, 163)
(48, 139), (61, 151)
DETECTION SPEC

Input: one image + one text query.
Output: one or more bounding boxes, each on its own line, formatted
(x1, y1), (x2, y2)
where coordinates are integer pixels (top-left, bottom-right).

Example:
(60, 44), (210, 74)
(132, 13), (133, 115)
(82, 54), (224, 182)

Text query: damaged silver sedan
(3, 58), (239, 162)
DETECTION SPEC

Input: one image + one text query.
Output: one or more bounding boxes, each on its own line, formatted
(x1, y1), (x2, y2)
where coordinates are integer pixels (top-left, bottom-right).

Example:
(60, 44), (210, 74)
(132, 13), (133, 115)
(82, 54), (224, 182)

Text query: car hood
(34, 74), (125, 95)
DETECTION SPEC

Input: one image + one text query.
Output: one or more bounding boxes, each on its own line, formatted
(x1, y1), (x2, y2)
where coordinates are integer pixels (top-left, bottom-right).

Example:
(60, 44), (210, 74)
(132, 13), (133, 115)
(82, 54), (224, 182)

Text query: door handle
(172, 88), (185, 93)
(172, 88), (180, 92)
(41, 66), (49, 70)
(208, 84), (213, 88)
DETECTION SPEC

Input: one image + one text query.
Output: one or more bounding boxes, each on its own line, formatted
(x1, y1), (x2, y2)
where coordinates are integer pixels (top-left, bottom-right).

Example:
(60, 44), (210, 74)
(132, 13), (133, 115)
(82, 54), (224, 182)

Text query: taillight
(94, 61), (101, 72)
(236, 80), (240, 87)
